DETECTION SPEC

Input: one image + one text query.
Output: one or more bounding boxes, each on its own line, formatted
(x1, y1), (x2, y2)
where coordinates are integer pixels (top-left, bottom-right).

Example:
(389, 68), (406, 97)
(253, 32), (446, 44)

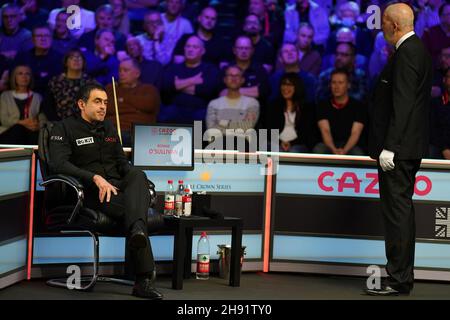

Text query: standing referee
(367, 3), (433, 296)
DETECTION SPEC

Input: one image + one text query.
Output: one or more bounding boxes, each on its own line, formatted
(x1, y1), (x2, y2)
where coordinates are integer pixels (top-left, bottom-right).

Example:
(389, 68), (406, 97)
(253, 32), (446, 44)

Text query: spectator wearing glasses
(44, 48), (97, 121)
(0, 3), (33, 60)
(136, 10), (176, 66)
(0, 65), (46, 145)
(316, 42), (368, 103)
(51, 9), (79, 56)
(14, 25), (63, 95)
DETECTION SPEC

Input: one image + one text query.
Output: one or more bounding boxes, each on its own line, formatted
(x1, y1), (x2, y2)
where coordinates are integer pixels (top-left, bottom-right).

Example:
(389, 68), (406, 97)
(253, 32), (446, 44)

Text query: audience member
(44, 48), (97, 121)
(0, 65), (45, 145)
(173, 6), (230, 66)
(78, 4), (127, 52)
(267, 72), (316, 153)
(84, 29), (119, 86)
(109, 0), (130, 35)
(19, 0), (49, 31)
(106, 58), (160, 146)
(284, 0), (330, 49)
(161, 35), (220, 123)
(125, 37), (163, 89)
(161, 0), (193, 45)
(136, 10), (176, 66)
(206, 65), (260, 147)
(415, 0), (444, 37)
(14, 25), (64, 94)
(0, 3), (33, 60)
(422, 3), (450, 66)
(48, 0), (96, 39)
(52, 9), (78, 56)
(368, 31), (393, 87)
(316, 42), (368, 102)
(295, 23), (322, 76)
(313, 69), (366, 155)
(430, 67), (450, 159)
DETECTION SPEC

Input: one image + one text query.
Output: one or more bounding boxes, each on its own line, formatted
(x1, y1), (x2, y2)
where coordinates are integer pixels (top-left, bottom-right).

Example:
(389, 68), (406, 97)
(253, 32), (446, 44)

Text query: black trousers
(0, 124), (38, 145)
(84, 168), (155, 277)
(377, 159), (421, 291)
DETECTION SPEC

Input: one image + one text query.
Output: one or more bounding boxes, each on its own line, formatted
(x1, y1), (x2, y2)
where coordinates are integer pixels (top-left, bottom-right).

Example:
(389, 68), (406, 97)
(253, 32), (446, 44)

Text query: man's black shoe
(132, 278), (163, 300)
(129, 223), (147, 249)
(365, 285), (410, 296)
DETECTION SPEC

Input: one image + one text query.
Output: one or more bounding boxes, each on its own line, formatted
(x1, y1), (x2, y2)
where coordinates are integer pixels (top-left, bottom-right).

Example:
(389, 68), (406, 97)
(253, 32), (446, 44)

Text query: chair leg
(46, 230), (99, 291)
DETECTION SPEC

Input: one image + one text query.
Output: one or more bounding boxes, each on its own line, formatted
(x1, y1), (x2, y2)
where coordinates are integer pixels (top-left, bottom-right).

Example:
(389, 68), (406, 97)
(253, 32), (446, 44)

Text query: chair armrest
(40, 174), (84, 225)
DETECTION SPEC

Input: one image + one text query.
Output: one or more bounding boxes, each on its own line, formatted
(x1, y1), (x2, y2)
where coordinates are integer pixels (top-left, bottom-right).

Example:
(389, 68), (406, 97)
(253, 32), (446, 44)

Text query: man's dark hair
(77, 83), (106, 103)
(32, 24), (52, 37)
(330, 68), (350, 81)
(336, 41), (356, 56)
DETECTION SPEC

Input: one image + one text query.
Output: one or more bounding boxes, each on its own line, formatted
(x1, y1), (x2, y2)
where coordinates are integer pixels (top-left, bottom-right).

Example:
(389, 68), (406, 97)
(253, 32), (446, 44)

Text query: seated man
(206, 65), (260, 149)
(313, 69), (366, 155)
(430, 67), (450, 159)
(48, 83), (163, 300)
(105, 58), (160, 147)
(160, 35), (220, 123)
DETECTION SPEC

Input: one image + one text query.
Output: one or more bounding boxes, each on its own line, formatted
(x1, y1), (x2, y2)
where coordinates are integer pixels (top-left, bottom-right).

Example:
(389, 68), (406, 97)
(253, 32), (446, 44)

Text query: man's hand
(281, 141), (291, 152)
(93, 175), (118, 203)
(442, 149), (450, 160)
(379, 149), (395, 172)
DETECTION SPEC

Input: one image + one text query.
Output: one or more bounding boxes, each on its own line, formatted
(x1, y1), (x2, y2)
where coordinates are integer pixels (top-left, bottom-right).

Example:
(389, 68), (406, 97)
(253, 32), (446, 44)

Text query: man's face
(280, 44), (298, 66)
(167, 0), (183, 16)
(224, 67), (244, 90)
(33, 28), (52, 50)
(249, 0), (266, 17)
(381, 13), (396, 46)
(243, 15), (262, 36)
(184, 37), (204, 63)
(96, 31), (115, 54)
(126, 39), (142, 58)
(144, 13), (163, 35)
(79, 89), (108, 123)
(119, 60), (140, 85)
(198, 8), (217, 31)
(335, 43), (354, 69)
(96, 10), (114, 29)
(55, 12), (69, 35)
(331, 73), (350, 98)
(233, 38), (254, 61)
(2, 8), (20, 32)
(297, 26), (314, 49)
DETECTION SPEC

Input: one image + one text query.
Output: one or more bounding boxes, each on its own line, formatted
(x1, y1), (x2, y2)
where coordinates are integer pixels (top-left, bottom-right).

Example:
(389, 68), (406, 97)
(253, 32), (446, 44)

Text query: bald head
(382, 3), (414, 46)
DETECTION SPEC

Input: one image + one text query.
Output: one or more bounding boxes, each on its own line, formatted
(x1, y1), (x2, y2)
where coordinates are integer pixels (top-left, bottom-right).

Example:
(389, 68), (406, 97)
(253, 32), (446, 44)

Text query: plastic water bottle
(164, 180), (175, 216)
(196, 232), (210, 280)
(175, 180), (184, 216)
(182, 188), (192, 216)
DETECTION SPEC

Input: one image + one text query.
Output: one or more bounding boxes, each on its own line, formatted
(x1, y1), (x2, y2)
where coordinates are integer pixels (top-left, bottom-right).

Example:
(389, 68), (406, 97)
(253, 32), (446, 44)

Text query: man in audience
(316, 42), (368, 102)
(19, 0), (49, 31)
(106, 58), (160, 147)
(284, 0), (330, 49)
(47, 0), (96, 39)
(173, 6), (230, 66)
(430, 67), (450, 159)
(52, 9), (78, 56)
(206, 65), (260, 148)
(136, 10), (175, 66)
(313, 69), (366, 155)
(270, 42), (316, 105)
(84, 29), (119, 86)
(125, 37), (163, 89)
(161, 0), (193, 45)
(295, 23), (322, 76)
(14, 25), (63, 94)
(242, 13), (276, 74)
(160, 35), (220, 123)
(78, 4), (127, 52)
(0, 3), (33, 60)
(422, 3), (450, 67)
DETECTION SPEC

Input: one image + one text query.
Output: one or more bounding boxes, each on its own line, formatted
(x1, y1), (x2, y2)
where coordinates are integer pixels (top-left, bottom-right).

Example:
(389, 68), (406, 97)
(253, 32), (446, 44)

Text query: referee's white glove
(379, 149), (395, 172)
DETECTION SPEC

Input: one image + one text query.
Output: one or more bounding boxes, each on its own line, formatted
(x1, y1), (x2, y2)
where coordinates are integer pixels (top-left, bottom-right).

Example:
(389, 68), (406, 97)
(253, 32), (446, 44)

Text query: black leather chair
(37, 122), (165, 291)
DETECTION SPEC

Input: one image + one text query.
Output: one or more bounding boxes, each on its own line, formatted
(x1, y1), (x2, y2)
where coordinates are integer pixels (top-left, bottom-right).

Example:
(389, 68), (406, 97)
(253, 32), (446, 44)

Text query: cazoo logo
(317, 171), (433, 197)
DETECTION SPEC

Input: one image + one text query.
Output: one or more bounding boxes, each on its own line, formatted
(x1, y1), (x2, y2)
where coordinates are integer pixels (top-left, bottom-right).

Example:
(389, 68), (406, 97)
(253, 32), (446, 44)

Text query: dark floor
(1, 272), (450, 300)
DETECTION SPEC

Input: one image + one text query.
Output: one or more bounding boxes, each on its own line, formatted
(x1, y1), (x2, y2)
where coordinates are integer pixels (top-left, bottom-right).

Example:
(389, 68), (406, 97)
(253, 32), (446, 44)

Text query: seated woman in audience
(267, 73), (316, 153)
(44, 48), (97, 121)
(0, 65), (45, 145)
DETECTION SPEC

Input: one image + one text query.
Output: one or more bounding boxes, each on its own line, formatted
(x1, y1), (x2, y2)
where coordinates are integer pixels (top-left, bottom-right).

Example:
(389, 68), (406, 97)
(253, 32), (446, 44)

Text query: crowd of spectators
(0, 0), (449, 159)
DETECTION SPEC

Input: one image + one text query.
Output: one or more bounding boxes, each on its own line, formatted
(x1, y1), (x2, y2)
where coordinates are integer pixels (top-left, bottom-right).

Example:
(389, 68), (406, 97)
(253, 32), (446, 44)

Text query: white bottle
(196, 232), (210, 280)
(164, 180), (175, 216)
(182, 188), (192, 216)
